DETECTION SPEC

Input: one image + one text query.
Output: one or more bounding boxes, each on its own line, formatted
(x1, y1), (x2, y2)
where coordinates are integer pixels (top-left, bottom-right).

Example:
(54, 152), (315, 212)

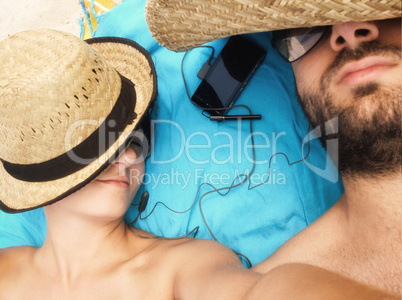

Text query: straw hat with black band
(0, 30), (157, 213)
(145, 0), (401, 52)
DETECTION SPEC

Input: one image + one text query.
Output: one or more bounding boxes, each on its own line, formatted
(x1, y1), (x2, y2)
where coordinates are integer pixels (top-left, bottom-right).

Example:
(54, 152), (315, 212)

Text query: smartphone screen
(191, 35), (266, 116)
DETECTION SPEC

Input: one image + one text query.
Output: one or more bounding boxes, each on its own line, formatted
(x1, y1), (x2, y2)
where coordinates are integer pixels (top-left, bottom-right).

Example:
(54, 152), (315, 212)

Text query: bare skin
(0, 230), (260, 299)
(0, 231), (394, 300)
(0, 142), (394, 299)
(254, 19), (402, 296)
(0, 145), (257, 299)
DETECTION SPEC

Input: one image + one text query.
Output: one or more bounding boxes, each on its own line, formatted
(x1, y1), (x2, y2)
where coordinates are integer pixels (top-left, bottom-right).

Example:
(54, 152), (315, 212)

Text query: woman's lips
(336, 56), (398, 86)
(96, 177), (129, 188)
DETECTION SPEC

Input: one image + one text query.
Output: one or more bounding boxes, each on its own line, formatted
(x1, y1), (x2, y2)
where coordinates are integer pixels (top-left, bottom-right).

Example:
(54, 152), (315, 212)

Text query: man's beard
(296, 41), (401, 178)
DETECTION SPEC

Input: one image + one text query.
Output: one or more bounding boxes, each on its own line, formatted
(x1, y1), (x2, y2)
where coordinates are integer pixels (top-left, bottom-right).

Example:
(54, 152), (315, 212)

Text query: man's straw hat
(145, 0), (401, 52)
(0, 30), (157, 213)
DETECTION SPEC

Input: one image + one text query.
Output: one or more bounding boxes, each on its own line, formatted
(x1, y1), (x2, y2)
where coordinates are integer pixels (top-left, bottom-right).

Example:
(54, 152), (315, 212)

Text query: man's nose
(329, 22), (379, 52)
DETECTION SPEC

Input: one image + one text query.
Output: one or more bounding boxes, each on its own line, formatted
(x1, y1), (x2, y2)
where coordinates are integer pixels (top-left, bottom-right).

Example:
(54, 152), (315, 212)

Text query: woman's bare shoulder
(0, 245), (35, 254)
(0, 246), (36, 269)
(157, 237), (244, 275)
(0, 246), (43, 299)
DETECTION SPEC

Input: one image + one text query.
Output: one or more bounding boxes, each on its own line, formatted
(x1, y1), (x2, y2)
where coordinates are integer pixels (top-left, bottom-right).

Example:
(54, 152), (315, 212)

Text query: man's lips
(96, 177), (129, 188)
(335, 56), (399, 86)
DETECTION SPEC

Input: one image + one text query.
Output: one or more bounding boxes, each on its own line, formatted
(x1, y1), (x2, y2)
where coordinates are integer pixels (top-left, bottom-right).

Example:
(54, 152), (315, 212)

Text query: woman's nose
(114, 147), (138, 166)
(329, 22), (379, 52)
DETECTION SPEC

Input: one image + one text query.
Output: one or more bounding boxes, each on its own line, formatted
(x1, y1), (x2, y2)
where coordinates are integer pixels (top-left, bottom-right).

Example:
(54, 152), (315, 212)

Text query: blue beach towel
(0, 0), (343, 267)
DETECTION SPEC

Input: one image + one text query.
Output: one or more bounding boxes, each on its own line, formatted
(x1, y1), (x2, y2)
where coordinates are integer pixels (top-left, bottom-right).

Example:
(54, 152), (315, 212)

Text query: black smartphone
(191, 35), (266, 116)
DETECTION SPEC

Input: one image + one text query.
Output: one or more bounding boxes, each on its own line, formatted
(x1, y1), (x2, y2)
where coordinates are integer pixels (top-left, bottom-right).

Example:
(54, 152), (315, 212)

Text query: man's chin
(337, 122), (401, 178)
(335, 87), (400, 178)
(297, 84), (401, 179)
(351, 82), (379, 99)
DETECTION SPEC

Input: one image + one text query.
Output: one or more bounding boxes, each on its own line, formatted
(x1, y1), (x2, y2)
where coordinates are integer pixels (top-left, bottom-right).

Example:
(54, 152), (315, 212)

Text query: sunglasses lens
(272, 27), (328, 62)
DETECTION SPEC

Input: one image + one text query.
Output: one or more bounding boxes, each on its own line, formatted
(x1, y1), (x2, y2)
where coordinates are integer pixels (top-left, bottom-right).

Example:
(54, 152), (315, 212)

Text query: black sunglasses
(272, 26), (330, 63)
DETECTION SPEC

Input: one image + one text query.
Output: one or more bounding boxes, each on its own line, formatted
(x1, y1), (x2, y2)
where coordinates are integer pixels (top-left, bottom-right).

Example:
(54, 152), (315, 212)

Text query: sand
(0, 0), (84, 41)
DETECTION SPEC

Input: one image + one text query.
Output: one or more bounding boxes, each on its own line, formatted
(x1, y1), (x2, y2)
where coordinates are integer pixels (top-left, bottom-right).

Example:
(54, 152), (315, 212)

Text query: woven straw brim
(145, 0), (401, 52)
(0, 36), (157, 213)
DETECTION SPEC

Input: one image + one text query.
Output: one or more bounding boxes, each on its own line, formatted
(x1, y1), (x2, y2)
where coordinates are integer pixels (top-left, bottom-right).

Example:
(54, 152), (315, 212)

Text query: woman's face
(46, 131), (146, 220)
(94, 136), (146, 202)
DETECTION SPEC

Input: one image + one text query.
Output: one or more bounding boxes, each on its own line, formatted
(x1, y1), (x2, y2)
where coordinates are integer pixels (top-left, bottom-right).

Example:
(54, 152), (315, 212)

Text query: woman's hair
(140, 103), (158, 157)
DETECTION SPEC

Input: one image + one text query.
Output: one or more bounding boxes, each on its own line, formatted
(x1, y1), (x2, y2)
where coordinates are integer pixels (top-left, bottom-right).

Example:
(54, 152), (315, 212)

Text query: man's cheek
(293, 65), (319, 94)
(292, 63), (303, 83)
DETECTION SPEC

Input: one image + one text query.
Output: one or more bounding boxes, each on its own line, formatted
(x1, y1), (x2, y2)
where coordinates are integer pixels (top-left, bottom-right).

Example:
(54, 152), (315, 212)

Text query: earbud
(138, 191), (149, 213)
